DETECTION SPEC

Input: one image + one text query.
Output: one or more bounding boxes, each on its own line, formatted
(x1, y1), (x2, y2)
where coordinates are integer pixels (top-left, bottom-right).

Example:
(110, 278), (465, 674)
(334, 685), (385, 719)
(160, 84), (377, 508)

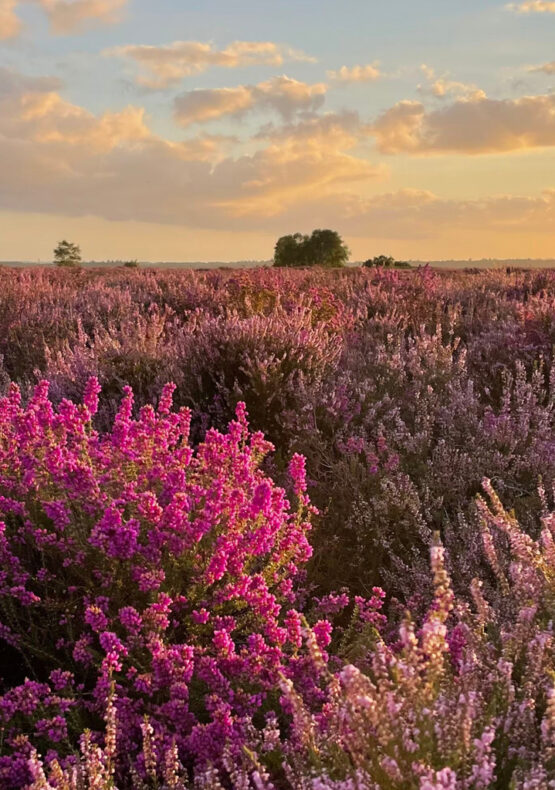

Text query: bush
(21, 482), (555, 789)
(0, 381), (318, 784)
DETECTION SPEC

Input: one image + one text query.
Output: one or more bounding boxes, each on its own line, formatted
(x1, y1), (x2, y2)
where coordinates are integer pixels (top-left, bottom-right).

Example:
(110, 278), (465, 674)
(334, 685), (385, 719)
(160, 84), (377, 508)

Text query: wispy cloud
(506, 1), (555, 12)
(529, 60), (555, 74)
(327, 63), (381, 83)
(417, 64), (486, 100)
(301, 187), (555, 239)
(372, 92), (555, 154)
(0, 0), (20, 39)
(106, 40), (316, 88)
(173, 76), (327, 126)
(1, 0), (128, 36)
(37, 0), (128, 33)
(0, 66), (63, 95)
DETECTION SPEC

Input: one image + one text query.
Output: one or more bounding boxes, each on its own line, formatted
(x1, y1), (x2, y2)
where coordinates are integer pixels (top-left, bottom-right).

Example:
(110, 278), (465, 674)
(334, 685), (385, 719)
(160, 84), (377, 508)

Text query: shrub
(274, 485), (555, 789)
(21, 481), (555, 789)
(0, 381), (318, 785)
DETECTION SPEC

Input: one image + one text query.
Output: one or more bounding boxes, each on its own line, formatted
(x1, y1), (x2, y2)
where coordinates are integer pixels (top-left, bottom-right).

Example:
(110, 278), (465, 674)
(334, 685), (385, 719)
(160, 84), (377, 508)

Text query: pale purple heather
(0, 266), (552, 788)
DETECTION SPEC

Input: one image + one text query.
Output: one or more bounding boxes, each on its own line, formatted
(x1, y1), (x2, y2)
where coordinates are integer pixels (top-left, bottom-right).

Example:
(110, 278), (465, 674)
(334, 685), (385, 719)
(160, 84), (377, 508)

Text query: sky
(0, 0), (554, 262)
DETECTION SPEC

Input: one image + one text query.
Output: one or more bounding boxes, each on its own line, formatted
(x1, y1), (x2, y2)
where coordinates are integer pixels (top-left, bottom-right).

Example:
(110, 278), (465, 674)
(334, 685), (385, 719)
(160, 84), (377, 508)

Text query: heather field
(0, 265), (554, 789)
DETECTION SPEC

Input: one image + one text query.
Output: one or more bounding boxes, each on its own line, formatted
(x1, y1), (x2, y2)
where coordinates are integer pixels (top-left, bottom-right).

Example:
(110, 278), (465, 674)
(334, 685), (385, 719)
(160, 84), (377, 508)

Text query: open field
(0, 265), (554, 788)
(3, 258), (555, 270)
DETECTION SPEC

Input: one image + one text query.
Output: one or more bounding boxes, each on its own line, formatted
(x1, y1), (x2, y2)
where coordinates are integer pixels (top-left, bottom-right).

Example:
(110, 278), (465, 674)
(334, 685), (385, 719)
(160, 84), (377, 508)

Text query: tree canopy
(273, 229), (349, 268)
(363, 255), (411, 269)
(53, 240), (82, 268)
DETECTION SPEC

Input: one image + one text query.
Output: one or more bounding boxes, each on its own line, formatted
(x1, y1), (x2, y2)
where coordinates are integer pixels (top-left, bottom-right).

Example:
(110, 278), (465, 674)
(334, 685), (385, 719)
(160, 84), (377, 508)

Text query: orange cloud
(0, 69), (148, 151)
(530, 61), (555, 74)
(174, 76), (327, 126)
(372, 93), (555, 154)
(107, 40), (316, 89)
(36, 0), (128, 33)
(417, 64), (486, 100)
(0, 0), (20, 38)
(220, 115), (384, 217)
(507, 1), (555, 11)
(0, 68), (380, 228)
(22, 96), (149, 150)
(1, 65), (553, 251)
(279, 187), (555, 241)
(327, 64), (381, 83)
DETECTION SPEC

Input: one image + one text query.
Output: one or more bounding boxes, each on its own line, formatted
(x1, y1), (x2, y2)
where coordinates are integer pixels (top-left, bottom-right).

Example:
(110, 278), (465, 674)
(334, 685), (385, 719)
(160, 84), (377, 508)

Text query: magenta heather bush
(0, 380), (325, 785)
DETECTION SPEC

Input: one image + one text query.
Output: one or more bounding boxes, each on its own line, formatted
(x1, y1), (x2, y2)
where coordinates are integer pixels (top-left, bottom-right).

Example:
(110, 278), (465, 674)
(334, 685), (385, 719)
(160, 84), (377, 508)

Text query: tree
(123, 260), (139, 269)
(273, 233), (308, 268)
(305, 229), (350, 268)
(53, 240), (82, 268)
(363, 255), (395, 268)
(363, 255), (412, 269)
(273, 229), (349, 268)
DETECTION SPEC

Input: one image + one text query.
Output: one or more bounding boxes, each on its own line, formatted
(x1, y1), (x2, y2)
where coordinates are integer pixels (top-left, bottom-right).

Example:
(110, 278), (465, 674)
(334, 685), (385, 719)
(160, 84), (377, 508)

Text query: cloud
(1, 66), (553, 245)
(327, 64), (381, 83)
(372, 92), (555, 154)
(506, 1), (555, 11)
(529, 61), (555, 74)
(106, 40), (316, 88)
(223, 113), (384, 217)
(0, 67), (63, 96)
(0, 67), (379, 229)
(35, 0), (128, 34)
(1, 0), (128, 36)
(174, 76), (327, 126)
(0, 68), (146, 151)
(281, 188), (555, 239)
(417, 64), (486, 100)
(0, 0), (20, 39)
(255, 111), (363, 144)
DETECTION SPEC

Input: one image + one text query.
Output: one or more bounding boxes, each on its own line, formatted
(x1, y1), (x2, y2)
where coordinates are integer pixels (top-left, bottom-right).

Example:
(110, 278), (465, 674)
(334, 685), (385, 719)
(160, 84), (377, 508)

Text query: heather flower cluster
(0, 380), (319, 785)
(0, 265), (553, 788)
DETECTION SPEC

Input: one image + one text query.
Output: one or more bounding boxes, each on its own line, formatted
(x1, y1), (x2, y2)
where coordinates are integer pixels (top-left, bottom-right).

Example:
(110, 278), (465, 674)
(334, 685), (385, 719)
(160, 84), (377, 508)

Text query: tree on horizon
(273, 229), (349, 268)
(53, 240), (82, 268)
(363, 255), (411, 269)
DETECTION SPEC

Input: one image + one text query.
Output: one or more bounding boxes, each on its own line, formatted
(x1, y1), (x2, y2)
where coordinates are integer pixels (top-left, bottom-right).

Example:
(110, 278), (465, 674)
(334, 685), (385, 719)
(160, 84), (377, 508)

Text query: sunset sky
(0, 0), (554, 262)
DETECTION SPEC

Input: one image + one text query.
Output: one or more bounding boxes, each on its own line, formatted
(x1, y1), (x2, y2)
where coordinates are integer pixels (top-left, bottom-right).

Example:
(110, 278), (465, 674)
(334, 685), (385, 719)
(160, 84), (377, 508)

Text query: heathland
(0, 265), (553, 788)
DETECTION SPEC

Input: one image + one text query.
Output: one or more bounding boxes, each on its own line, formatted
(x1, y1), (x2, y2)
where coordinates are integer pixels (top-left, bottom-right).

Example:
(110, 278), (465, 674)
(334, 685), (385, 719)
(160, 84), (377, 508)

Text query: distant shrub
(362, 255), (411, 269)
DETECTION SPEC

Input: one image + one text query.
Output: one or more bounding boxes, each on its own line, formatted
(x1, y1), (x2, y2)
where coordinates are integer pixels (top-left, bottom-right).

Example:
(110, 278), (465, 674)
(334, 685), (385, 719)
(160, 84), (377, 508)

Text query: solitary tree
(273, 229), (349, 268)
(53, 240), (82, 268)
(123, 259), (139, 269)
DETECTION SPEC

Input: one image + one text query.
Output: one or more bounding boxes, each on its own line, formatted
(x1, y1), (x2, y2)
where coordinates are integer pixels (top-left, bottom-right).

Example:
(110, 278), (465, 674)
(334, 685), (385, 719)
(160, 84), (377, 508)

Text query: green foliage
(53, 240), (82, 268)
(123, 259), (139, 269)
(273, 229), (349, 268)
(363, 255), (411, 269)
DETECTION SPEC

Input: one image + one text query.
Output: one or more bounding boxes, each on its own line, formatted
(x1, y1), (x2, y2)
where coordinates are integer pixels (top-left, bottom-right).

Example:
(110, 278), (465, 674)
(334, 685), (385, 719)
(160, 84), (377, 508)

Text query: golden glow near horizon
(0, 0), (554, 261)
